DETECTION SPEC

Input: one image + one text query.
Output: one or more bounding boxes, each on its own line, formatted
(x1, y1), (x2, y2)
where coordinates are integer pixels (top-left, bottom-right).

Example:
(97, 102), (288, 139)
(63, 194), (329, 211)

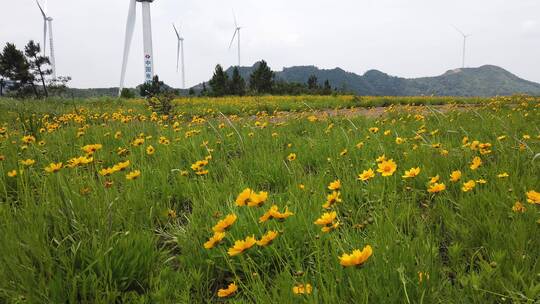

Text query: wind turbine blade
(228, 29), (238, 49)
(119, 0), (137, 96)
(451, 25), (466, 37)
(232, 10), (238, 28)
(173, 23), (181, 39)
(35, 0), (47, 18)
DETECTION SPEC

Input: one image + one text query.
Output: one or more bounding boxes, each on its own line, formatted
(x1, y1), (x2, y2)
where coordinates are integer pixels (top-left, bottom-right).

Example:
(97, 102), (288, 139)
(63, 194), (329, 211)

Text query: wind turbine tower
(35, 0), (56, 79)
(119, 0), (156, 96)
(173, 23), (185, 89)
(453, 26), (471, 68)
(229, 11), (242, 67)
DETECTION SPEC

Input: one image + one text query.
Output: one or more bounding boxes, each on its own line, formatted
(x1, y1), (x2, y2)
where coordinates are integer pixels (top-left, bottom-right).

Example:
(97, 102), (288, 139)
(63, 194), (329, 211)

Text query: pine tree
(0, 43), (34, 96)
(24, 40), (51, 97)
(209, 64), (229, 97)
(249, 60), (274, 94)
(322, 80), (332, 95)
(229, 67), (246, 96)
(307, 74), (318, 90)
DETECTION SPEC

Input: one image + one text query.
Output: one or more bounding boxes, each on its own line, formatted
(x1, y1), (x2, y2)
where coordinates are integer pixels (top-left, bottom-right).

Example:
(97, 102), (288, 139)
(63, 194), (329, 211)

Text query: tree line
(0, 41), (70, 98)
(204, 60), (336, 97)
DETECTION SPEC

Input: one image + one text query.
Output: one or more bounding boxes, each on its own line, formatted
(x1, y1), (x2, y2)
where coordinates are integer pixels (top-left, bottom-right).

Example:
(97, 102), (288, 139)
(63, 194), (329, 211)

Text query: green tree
(249, 60), (274, 94)
(229, 67), (246, 96)
(307, 74), (318, 91)
(0, 43), (35, 97)
(209, 64), (229, 97)
(322, 80), (332, 95)
(25, 40), (51, 97)
(139, 75), (164, 97)
(120, 88), (135, 99)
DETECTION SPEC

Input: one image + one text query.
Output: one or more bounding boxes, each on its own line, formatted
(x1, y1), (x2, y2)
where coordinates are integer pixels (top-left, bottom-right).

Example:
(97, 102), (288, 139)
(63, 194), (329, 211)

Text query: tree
(208, 64), (229, 97)
(200, 82), (208, 97)
(322, 80), (332, 95)
(47, 76), (71, 97)
(25, 40), (51, 97)
(188, 88), (195, 96)
(139, 75), (164, 97)
(307, 74), (318, 90)
(120, 88), (135, 99)
(0, 43), (34, 96)
(229, 67), (246, 96)
(249, 60), (274, 94)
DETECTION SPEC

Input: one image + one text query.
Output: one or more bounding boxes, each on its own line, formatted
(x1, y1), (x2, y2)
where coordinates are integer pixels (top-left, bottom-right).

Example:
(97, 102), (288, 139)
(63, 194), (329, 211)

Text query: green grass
(0, 97), (539, 303)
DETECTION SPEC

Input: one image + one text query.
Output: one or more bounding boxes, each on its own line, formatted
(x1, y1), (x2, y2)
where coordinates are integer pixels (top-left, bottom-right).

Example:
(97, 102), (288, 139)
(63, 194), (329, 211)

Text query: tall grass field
(0, 95), (539, 303)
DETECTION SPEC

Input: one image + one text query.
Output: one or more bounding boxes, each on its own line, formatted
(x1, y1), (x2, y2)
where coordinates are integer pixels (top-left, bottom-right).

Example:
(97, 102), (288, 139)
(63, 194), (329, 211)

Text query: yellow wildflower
(228, 236), (257, 256)
(339, 245), (373, 267)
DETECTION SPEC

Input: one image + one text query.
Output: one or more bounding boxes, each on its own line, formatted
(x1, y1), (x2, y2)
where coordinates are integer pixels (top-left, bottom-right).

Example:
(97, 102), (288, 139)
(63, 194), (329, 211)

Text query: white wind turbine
(35, 0), (56, 79)
(228, 11), (242, 67)
(173, 23), (185, 89)
(453, 26), (471, 68)
(119, 0), (156, 96)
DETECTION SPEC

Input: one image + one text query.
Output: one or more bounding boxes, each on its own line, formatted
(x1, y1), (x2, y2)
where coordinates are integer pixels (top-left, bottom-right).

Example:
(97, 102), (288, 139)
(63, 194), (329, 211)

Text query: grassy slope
(0, 97), (539, 303)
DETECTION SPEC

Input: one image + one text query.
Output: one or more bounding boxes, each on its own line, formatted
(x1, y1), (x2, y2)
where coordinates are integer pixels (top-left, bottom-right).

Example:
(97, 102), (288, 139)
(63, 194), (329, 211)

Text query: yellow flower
(44, 162), (63, 173)
(257, 231), (278, 246)
(82, 144), (103, 154)
(377, 159), (397, 177)
(114, 160), (130, 171)
(512, 201), (526, 213)
(287, 153), (297, 161)
(126, 170), (141, 180)
(217, 283), (238, 298)
(328, 179), (341, 191)
(375, 154), (386, 163)
(476, 179), (487, 184)
(212, 214), (237, 232)
(7, 170), (17, 177)
(449, 170), (462, 182)
(340, 149), (348, 156)
(526, 190), (540, 204)
(99, 167), (116, 176)
(22, 135), (36, 144)
(259, 205), (294, 223)
(195, 169), (209, 176)
(470, 156), (482, 170)
(292, 284), (313, 295)
(20, 159), (36, 166)
(428, 183), (446, 194)
(355, 142), (364, 149)
(146, 145), (155, 155)
(228, 236), (257, 256)
(369, 127), (379, 133)
(357, 168), (375, 182)
(461, 180), (476, 192)
(131, 138), (145, 146)
(235, 188), (268, 207)
(314, 211), (339, 232)
(322, 191), (342, 209)
(497, 172), (509, 178)
(339, 245), (373, 267)
(429, 175), (440, 184)
(203, 232), (226, 249)
(402, 167), (421, 179)
(395, 137), (405, 144)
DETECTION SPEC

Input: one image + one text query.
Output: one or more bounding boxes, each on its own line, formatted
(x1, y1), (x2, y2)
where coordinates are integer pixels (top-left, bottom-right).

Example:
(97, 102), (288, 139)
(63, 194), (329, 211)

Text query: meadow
(0, 95), (539, 303)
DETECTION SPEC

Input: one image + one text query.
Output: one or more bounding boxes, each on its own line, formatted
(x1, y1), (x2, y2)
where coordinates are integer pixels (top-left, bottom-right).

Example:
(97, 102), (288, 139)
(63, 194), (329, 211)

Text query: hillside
(222, 63), (540, 96)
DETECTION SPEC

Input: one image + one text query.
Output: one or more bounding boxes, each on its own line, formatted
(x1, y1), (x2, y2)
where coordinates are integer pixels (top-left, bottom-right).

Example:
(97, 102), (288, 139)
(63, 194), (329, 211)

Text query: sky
(0, 0), (539, 88)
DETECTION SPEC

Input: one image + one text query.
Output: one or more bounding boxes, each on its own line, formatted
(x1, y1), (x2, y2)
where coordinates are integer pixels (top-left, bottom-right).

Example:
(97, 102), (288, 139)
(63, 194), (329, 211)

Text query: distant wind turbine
(228, 10), (242, 67)
(119, 0), (156, 96)
(173, 23), (185, 89)
(35, 0), (56, 79)
(453, 26), (471, 68)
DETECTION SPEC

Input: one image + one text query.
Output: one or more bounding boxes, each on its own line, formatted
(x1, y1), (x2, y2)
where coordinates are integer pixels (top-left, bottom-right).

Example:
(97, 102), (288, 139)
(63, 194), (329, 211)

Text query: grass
(0, 96), (539, 303)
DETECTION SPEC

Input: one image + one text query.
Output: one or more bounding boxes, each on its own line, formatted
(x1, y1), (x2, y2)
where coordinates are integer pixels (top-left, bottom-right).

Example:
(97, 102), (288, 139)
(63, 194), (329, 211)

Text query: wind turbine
(35, 0), (56, 79)
(228, 11), (242, 67)
(119, 0), (156, 96)
(173, 23), (185, 89)
(453, 26), (471, 68)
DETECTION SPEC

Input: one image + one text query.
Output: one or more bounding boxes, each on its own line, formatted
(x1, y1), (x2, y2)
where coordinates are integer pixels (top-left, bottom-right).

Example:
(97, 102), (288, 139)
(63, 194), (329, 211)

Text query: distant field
(0, 96), (539, 303)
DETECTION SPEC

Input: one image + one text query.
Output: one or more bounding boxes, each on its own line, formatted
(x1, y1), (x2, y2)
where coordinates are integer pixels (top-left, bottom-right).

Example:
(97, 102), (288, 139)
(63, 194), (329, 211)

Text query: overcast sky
(1, 0), (539, 88)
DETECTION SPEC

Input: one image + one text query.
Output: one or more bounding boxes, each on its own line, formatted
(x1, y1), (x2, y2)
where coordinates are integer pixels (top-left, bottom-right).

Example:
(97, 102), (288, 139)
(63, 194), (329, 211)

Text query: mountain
(218, 63), (540, 96)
